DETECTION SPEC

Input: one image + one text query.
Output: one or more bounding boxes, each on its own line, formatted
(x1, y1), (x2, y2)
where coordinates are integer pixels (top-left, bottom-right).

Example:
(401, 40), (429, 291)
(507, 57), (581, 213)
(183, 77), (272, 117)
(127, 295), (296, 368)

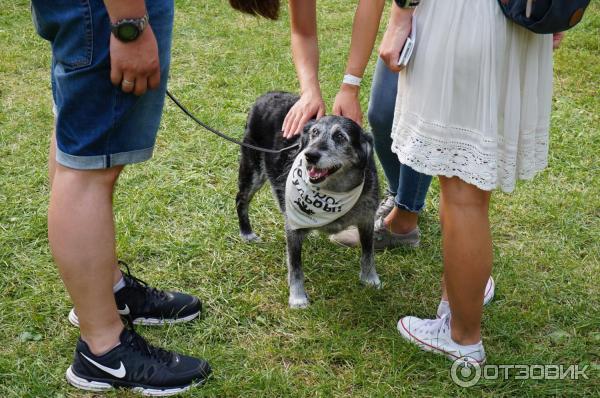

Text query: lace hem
(391, 113), (549, 193)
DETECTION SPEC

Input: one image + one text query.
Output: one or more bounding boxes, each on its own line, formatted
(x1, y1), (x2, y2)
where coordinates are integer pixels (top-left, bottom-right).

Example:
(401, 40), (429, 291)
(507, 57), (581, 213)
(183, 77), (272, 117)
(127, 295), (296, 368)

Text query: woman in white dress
(377, 0), (558, 363)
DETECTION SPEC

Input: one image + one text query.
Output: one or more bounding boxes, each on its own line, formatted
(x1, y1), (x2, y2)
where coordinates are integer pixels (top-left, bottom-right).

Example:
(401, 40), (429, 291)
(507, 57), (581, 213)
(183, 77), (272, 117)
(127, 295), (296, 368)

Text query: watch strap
(110, 13), (149, 40)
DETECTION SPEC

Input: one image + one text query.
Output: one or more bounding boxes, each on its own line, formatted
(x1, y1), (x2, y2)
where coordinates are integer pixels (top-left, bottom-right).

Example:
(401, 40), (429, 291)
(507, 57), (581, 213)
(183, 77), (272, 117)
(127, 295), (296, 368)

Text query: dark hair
(229, 0), (281, 20)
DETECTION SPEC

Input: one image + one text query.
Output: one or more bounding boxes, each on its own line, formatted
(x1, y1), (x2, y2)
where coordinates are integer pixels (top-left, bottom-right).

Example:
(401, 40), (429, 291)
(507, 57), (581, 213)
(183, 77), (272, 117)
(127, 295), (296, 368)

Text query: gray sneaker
(372, 218), (420, 250)
(329, 192), (397, 248)
(329, 218), (420, 250)
(329, 226), (361, 248)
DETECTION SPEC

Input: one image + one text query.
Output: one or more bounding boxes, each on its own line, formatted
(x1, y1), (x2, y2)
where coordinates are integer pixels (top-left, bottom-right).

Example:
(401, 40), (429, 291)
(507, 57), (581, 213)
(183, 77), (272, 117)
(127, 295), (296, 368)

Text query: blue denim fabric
(31, 0), (174, 169)
(367, 57), (432, 213)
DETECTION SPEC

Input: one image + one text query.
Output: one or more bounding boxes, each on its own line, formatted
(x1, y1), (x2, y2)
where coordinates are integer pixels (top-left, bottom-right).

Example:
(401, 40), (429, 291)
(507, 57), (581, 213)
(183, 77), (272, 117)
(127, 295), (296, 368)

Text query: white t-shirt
(285, 154), (364, 230)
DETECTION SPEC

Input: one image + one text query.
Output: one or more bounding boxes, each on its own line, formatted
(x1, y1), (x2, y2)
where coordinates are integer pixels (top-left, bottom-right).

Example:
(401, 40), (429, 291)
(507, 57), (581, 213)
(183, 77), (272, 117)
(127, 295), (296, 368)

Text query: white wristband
(343, 74), (362, 86)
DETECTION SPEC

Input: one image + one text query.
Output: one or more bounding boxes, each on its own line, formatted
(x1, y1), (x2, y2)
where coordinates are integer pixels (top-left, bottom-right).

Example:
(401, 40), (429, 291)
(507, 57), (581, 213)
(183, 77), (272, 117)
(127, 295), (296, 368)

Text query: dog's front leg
(285, 227), (309, 308)
(358, 221), (381, 288)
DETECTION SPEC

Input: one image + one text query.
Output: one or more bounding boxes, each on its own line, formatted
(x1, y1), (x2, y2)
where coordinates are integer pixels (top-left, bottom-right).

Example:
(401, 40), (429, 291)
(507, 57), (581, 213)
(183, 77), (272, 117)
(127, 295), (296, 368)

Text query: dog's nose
(304, 151), (321, 164)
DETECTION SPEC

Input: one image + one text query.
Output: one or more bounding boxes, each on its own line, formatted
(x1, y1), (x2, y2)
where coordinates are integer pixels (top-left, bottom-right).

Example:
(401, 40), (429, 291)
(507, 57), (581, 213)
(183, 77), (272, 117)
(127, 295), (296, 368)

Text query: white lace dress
(390, 0), (554, 192)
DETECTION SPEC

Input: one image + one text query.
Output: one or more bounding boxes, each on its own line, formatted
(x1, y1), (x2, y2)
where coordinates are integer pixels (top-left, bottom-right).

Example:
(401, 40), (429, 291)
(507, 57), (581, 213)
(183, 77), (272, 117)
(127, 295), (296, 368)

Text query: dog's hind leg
(236, 149), (266, 242)
(285, 227), (309, 308)
(358, 221), (382, 288)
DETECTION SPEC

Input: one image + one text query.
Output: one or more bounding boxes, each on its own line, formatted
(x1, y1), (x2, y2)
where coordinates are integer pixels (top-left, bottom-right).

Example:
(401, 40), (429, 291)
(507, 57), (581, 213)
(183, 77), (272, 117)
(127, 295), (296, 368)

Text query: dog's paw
(360, 272), (382, 289)
(241, 232), (261, 243)
(288, 294), (309, 309)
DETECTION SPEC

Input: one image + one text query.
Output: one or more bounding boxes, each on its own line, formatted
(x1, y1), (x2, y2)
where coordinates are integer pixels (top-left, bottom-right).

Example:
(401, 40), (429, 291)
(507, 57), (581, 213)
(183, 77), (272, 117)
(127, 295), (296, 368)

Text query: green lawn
(1, 0), (599, 396)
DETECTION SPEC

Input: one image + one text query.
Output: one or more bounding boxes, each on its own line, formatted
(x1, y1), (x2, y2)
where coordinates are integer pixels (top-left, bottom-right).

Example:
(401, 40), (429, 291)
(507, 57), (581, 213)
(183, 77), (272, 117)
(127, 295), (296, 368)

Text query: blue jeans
(367, 57), (432, 213)
(31, 0), (174, 170)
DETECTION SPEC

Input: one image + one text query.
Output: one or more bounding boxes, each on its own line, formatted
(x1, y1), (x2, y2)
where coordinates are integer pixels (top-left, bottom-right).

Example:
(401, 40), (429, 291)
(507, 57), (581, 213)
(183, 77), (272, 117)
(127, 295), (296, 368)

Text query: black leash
(166, 90), (300, 154)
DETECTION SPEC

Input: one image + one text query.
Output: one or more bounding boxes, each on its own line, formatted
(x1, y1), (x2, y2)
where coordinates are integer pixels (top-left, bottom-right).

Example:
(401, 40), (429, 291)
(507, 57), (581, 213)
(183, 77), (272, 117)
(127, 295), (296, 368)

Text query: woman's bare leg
(439, 176), (492, 345)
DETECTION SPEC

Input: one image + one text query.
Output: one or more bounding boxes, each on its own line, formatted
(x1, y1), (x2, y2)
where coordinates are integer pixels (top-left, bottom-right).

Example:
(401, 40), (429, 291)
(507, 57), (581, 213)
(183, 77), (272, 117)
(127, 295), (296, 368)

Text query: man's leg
(48, 163), (124, 354)
(49, 132), (122, 288)
(49, 129), (56, 185)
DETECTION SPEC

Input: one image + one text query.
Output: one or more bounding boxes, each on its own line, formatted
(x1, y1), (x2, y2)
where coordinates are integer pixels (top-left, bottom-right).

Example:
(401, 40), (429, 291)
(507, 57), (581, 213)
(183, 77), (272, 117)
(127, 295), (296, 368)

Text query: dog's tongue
(308, 166), (328, 180)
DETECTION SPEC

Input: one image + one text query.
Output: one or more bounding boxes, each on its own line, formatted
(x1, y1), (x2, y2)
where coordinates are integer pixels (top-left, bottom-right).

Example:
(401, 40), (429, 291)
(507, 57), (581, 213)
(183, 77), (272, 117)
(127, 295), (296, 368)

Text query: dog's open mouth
(307, 165), (340, 183)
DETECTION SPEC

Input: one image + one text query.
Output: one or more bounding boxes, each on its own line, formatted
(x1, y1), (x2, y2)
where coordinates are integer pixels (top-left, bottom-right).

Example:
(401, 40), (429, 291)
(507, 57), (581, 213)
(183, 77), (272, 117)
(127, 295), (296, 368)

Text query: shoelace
(126, 326), (174, 365)
(376, 194), (395, 217)
(118, 260), (168, 301)
(380, 194), (395, 209)
(440, 315), (451, 338)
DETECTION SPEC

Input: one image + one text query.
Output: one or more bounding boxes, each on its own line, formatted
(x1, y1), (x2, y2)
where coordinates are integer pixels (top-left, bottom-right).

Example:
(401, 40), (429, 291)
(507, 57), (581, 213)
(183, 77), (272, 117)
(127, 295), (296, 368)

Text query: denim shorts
(31, 0), (174, 169)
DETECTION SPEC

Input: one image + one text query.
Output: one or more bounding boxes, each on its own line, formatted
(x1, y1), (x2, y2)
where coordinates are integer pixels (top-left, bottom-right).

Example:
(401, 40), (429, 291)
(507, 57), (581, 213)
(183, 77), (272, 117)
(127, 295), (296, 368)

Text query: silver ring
(122, 79), (134, 87)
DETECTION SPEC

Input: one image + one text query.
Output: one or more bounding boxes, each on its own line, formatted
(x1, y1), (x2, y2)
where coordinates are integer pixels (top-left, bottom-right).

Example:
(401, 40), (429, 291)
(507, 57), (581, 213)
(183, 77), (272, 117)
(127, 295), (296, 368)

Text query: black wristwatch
(394, 0), (420, 8)
(110, 14), (149, 43)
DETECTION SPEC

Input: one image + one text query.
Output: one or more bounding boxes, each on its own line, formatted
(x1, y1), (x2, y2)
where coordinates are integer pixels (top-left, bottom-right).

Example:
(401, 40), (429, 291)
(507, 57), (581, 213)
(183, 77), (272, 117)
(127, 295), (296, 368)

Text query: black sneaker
(69, 262), (202, 326)
(66, 327), (211, 395)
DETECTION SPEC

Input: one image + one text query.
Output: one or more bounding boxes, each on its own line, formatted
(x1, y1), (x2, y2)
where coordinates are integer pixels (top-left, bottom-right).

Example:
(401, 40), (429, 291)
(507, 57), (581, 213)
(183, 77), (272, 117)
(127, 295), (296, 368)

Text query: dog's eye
(332, 131), (346, 143)
(310, 128), (320, 138)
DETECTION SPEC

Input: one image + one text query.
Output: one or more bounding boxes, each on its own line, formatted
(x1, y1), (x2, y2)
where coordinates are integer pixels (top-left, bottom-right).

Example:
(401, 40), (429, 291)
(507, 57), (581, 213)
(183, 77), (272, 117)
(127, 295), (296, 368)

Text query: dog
(235, 91), (381, 308)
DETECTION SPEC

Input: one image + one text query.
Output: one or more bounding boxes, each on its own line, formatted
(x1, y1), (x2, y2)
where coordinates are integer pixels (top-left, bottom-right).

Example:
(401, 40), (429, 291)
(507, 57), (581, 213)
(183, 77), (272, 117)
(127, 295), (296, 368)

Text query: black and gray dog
(236, 92), (381, 308)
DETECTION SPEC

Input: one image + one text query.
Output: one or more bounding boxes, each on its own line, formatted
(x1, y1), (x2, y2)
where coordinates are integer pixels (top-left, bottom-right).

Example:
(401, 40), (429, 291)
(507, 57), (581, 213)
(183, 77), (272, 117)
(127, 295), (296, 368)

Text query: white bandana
(285, 154), (364, 230)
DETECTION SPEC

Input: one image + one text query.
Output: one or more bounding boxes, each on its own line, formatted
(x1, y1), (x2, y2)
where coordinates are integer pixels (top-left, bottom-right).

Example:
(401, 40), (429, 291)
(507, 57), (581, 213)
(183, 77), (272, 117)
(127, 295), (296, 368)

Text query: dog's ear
(359, 131), (374, 167)
(299, 119), (317, 150)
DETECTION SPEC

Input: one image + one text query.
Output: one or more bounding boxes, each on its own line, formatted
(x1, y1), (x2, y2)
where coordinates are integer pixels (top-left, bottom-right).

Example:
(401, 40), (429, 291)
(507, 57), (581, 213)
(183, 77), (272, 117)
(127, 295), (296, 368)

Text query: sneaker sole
(397, 318), (486, 364)
(329, 236), (420, 250)
(66, 366), (206, 397)
(374, 240), (420, 251)
(68, 309), (200, 327)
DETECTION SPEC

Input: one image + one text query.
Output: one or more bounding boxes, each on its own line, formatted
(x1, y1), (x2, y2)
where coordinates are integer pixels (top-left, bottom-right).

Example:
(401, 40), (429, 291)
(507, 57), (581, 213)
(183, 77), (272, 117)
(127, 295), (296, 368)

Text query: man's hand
(332, 84), (362, 126)
(379, 4), (413, 73)
(282, 89), (326, 138)
(109, 24), (160, 96)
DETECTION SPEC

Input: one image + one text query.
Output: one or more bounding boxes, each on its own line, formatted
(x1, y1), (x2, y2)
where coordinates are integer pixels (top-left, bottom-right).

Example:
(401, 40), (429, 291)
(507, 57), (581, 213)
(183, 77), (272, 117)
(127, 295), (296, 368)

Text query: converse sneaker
(437, 276), (495, 318)
(397, 314), (486, 364)
(69, 262), (201, 327)
(330, 217), (420, 249)
(66, 327), (211, 395)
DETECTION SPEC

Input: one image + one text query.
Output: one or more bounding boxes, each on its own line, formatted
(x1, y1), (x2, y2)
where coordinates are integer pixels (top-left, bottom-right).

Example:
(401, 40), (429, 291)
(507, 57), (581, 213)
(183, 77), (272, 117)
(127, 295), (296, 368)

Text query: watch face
(117, 23), (139, 42)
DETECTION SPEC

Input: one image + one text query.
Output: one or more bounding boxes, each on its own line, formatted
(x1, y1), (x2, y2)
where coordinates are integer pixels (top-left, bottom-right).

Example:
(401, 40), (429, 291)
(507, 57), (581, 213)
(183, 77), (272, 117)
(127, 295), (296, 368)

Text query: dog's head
(299, 116), (373, 190)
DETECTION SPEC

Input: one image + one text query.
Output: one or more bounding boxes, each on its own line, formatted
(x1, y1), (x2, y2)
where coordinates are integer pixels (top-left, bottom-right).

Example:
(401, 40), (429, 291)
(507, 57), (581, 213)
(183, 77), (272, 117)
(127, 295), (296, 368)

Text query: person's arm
(378, 2), (414, 72)
(282, 0), (326, 138)
(104, 0), (161, 96)
(332, 0), (385, 125)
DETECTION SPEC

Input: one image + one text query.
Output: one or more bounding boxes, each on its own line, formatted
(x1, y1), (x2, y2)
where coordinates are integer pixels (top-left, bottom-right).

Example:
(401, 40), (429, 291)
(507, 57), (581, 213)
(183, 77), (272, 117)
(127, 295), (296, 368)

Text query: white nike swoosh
(81, 353), (126, 379)
(117, 304), (130, 315)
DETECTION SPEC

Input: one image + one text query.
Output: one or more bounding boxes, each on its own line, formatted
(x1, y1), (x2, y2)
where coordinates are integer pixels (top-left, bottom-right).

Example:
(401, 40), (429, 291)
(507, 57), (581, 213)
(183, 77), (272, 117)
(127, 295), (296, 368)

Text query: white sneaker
(397, 314), (486, 364)
(437, 276), (495, 318)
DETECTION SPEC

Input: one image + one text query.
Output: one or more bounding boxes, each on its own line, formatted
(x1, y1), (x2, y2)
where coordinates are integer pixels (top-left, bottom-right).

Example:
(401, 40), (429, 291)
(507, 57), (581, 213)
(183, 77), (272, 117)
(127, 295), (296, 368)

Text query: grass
(0, 0), (599, 396)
